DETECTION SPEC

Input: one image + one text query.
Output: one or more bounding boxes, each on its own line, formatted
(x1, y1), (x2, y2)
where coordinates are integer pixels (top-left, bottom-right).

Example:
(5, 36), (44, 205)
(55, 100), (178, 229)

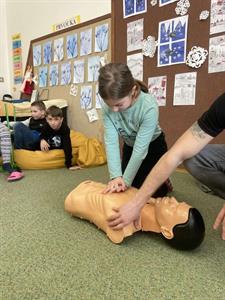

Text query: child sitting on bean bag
(13, 100), (47, 150)
(40, 105), (72, 169)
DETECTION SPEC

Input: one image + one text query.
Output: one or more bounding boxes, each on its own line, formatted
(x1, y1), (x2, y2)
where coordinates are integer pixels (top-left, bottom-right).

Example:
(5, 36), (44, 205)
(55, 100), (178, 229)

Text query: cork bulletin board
(27, 14), (111, 141)
(111, 1), (225, 147)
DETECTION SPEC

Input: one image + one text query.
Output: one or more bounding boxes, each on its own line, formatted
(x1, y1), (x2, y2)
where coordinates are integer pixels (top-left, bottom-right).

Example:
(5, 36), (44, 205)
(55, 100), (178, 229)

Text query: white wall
(0, 0), (10, 96)
(1, 0), (111, 98)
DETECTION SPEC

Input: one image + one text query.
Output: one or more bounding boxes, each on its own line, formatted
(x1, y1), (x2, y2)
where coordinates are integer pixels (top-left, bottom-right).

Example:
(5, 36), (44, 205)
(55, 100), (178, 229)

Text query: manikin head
(65, 181), (205, 251)
(147, 197), (205, 250)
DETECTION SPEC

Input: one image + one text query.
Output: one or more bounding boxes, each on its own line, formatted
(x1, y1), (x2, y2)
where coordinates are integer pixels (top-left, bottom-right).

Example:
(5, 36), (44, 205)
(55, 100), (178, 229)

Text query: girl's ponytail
(134, 79), (149, 94)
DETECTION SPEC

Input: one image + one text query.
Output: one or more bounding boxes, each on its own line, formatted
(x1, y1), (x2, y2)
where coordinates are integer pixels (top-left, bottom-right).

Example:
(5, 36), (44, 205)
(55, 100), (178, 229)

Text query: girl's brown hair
(98, 63), (148, 101)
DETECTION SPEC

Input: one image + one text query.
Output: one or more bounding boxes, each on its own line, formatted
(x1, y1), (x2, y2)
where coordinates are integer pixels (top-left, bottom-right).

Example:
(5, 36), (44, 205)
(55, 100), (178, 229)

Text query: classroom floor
(1, 165), (225, 300)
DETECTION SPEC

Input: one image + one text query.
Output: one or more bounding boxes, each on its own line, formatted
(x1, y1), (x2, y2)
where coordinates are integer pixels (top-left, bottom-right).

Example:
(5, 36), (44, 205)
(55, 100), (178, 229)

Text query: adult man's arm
(213, 204), (225, 240)
(107, 122), (213, 230)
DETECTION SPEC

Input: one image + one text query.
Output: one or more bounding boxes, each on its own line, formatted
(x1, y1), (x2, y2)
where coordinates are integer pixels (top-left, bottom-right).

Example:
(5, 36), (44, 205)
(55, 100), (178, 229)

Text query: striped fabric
(0, 122), (12, 164)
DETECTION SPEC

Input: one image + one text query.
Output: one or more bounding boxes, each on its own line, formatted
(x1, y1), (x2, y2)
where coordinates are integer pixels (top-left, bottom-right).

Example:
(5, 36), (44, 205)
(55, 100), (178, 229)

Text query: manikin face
(46, 115), (63, 130)
(153, 197), (191, 239)
(31, 106), (45, 120)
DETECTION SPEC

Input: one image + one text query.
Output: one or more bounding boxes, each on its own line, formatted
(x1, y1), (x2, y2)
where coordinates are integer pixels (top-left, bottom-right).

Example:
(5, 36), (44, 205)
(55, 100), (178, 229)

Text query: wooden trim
(111, 1), (116, 62)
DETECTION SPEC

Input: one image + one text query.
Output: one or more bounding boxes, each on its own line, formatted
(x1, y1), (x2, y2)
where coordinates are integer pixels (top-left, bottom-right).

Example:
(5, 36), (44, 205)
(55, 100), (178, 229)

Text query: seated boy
(13, 100), (47, 150)
(40, 105), (72, 168)
(0, 121), (24, 181)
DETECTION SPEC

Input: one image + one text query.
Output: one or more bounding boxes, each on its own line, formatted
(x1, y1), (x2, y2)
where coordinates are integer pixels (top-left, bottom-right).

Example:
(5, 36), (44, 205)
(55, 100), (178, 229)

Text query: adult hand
(213, 204), (225, 240)
(40, 139), (50, 152)
(102, 177), (127, 194)
(107, 199), (141, 230)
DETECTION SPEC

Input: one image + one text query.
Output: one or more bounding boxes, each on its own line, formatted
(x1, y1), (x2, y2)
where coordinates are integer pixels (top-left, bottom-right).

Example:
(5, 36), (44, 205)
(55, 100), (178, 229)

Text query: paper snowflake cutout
(199, 10), (209, 20)
(186, 46), (208, 68)
(177, 0), (190, 7)
(142, 35), (158, 58)
(175, 0), (190, 15)
(150, 0), (157, 6)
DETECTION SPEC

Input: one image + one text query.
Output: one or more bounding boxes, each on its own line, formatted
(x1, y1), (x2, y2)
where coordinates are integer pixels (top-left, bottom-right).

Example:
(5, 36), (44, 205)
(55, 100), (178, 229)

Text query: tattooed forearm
(190, 122), (207, 139)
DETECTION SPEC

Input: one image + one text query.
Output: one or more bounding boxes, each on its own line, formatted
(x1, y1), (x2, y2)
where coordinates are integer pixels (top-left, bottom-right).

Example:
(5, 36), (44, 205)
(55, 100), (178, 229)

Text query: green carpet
(1, 166), (224, 300)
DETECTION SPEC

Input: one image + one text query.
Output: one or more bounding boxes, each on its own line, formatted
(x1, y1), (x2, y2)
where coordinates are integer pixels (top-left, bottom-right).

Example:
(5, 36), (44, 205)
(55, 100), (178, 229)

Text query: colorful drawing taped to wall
(95, 23), (109, 52)
(210, 0), (225, 35)
(208, 34), (225, 73)
(49, 64), (59, 86)
(173, 72), (197, 106)
(33, 45), (42, 66)
(127, 18), (144, 52)
(127, 52), (143, 81)
(53, 38), (64, 62)
(148, 75), (167, 106)
(67, 34), (78, 59)
(12, 34), (23, 84)
(43, 41), (52, 65)
(88, 56), (101, 82)
(80, 29), (92, 56)
(61, 62), (71, 85)
(158, 15), (188, 66)
(80, 85), (92, 109)
(39, 66), (48, 88)
(73, 59), (85, 83)
(123, 0), (147, 18)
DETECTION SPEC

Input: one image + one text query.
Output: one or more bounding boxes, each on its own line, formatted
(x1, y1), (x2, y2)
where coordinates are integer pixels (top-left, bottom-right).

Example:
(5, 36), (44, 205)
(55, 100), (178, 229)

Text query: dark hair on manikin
(31, 100), (46, 111)
(46, 105), (63, 118)
(98, 63), (148, 101)
(165, 208), (205, 251)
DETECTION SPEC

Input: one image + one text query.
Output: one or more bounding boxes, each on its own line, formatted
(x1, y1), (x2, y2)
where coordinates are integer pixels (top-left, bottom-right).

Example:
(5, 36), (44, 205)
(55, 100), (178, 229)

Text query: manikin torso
(65, 181), (190, 243)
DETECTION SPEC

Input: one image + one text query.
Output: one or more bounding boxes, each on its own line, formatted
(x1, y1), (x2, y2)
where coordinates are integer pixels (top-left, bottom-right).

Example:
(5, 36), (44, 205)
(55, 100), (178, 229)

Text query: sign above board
(52, 16), (81, 32)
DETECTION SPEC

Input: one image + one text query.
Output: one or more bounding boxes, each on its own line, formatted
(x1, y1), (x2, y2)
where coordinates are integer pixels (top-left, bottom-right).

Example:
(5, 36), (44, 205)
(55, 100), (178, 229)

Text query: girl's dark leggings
(122, 132), (169, 197)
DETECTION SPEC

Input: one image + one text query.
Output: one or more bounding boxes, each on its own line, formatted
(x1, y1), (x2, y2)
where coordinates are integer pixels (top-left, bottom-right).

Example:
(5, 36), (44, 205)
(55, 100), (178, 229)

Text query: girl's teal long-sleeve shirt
(102, 91), (162, 186)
